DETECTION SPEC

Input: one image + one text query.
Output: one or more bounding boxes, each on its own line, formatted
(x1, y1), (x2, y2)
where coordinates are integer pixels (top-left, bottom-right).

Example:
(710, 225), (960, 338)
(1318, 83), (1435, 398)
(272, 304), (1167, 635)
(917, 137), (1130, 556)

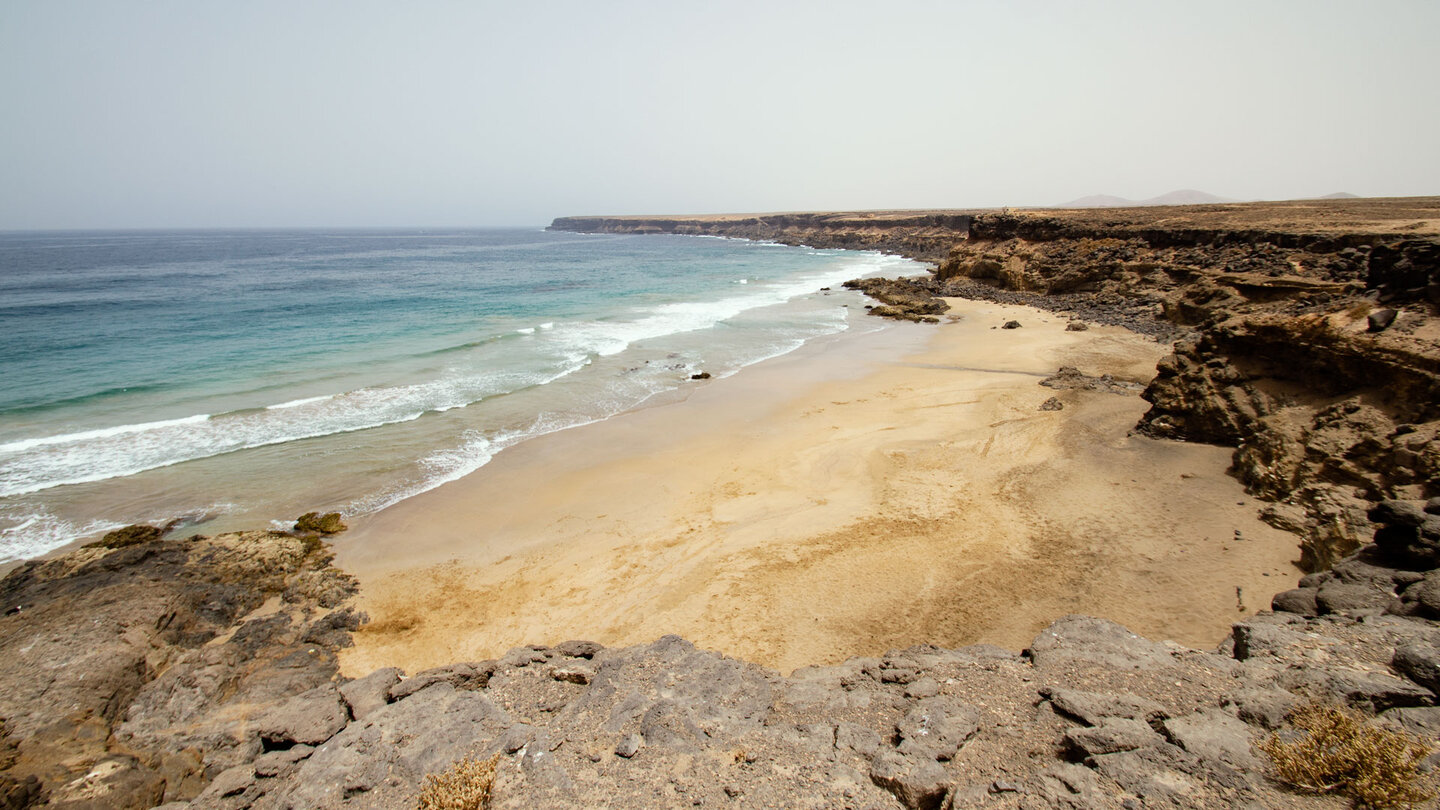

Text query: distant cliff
(551, 198), (1440, 267)
(550, 211), (976, 264)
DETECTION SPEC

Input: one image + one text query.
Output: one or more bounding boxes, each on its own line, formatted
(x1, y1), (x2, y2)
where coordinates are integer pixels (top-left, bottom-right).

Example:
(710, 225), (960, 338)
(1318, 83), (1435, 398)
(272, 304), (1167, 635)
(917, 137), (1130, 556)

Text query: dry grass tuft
(1258, 702), (1434, 808)
(417, 753), (500, 810)
(1345, 299), (1374, 320)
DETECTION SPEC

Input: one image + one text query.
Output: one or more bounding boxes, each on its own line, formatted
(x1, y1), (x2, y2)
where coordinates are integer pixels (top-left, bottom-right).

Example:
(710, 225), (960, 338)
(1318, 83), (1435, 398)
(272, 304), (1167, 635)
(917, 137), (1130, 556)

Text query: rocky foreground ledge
(3, 501), (1440, 809)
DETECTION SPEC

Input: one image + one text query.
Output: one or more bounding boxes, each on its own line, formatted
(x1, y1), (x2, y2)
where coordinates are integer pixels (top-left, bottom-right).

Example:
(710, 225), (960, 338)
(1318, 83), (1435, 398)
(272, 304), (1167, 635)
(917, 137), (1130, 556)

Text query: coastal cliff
(553, 198), (1440, 570)
(2, 198), (1438, 808)
(549, 211), (976, 264)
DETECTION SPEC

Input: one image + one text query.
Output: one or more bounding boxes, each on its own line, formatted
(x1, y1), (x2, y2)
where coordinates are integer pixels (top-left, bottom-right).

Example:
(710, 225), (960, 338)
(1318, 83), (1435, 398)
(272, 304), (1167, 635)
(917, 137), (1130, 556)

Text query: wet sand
(336, 299), (1302, 676)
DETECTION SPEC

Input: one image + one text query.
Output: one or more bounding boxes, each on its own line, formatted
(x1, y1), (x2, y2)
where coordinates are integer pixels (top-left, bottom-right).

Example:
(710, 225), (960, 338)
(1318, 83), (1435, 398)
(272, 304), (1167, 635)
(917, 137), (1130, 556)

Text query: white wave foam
(346, 259), (904, 519)
(0, 414), (211, 454)
(546, 254), (895, 361)
(2, 248), (924, 527)
(348, 429), (504, 515)
(516, 327), (535, 335)
(266, 395), (333, 410)
(0, 508), (126, 563)
(0, 361), (588, 498)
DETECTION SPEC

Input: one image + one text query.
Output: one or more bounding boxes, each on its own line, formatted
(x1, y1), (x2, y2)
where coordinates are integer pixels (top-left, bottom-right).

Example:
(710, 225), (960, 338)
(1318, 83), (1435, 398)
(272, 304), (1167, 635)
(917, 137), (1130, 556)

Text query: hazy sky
(2, 1), (1437, 228)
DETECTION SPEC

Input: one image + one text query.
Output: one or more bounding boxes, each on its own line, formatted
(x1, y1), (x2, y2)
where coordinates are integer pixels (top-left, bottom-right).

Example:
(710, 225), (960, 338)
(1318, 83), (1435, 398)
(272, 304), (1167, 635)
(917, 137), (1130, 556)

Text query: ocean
(0, 227), (920, 561)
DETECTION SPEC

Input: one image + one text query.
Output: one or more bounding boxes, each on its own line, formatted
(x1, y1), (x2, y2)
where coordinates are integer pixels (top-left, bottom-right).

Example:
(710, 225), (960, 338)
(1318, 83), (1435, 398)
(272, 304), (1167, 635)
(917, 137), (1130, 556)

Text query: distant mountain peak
(1144, 189), (1234, 206)
(1058, 194), (1135, 209)
(1057, 189), (1235, 209)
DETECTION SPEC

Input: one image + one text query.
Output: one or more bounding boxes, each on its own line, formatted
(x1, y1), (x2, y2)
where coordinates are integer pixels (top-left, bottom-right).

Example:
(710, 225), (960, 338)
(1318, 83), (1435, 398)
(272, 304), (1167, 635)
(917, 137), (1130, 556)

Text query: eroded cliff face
(550, 211), (975, 263)
(552, 198), (1440, 567)
(929, 208), (1439, 570)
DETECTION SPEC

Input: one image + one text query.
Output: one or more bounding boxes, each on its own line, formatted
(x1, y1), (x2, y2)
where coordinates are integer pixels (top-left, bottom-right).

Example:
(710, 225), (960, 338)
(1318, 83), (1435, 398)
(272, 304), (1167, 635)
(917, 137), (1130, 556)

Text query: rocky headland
(2, 197), (1439, 808)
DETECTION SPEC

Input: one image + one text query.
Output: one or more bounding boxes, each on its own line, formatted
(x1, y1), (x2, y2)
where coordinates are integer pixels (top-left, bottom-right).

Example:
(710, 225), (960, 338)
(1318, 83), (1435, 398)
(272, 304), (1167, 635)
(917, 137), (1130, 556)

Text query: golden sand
(336, 299), (1300, 676)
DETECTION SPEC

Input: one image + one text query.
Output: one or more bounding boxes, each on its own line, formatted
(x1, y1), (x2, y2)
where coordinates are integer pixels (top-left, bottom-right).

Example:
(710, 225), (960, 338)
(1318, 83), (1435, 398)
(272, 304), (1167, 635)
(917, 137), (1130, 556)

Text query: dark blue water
(0, 228), (919, 560)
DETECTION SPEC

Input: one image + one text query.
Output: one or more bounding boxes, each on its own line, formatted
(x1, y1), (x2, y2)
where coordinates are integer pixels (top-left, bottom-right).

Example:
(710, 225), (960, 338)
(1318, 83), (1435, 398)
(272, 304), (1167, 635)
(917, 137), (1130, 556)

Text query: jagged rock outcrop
(160, 501), (1440, 807)
(0, 530), (358, 808)
(840, 277), (949, 322)
(1135, 311), (1440, 569)
(923, 204), (1440, 568)
(4, 514), (1440, 807)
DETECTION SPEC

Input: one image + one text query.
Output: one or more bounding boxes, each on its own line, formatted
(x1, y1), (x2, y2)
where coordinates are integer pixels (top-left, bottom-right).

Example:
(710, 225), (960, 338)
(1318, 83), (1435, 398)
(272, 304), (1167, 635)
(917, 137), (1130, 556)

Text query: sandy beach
(336, 298), (1302, 677)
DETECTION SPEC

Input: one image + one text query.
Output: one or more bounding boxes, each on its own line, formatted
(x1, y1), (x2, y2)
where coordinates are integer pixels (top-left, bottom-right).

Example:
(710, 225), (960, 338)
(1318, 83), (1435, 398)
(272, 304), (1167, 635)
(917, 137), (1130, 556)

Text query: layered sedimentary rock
(553, 198), (1440, 568)
(0, 531), (359, 808)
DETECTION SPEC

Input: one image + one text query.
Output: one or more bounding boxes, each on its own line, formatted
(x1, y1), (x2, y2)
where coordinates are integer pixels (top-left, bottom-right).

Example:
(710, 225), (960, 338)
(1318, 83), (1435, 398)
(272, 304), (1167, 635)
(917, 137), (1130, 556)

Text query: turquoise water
(0, 228), (919, 560)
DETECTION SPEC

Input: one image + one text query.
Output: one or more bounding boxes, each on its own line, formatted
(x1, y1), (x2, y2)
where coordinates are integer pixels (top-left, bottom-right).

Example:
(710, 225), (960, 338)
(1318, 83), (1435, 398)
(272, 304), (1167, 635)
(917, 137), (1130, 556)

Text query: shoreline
(336, 297), (1302, 677)
(6, 198), (1436, 806)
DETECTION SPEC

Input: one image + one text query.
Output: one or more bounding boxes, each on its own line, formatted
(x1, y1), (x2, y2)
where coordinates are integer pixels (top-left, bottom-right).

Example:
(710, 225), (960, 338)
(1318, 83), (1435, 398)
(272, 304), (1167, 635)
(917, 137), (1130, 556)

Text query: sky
(1, 0), (1437, 229)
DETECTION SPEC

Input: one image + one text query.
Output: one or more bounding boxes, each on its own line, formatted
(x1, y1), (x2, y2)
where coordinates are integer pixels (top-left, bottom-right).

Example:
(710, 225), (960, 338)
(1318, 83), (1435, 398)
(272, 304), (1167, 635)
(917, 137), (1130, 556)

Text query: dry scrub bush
(1258, 702), (1434, 808)
(417, 753), (500, 810)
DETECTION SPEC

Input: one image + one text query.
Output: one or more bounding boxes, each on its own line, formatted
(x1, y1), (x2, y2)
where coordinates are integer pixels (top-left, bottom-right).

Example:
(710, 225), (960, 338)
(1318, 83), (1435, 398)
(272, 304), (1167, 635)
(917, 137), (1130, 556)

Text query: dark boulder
(1042, 688), (1165, 726)
(554, 639), (604, 659)
(339, 668), (403, 721)
(1316, 579), (1394, 614)
(294, 512), (347, 534)
(1393, 643), (1440, 693)
(1369, 500), (1427, 528)
(1271, 587), (1319, 616)
(1400, 573), (1440, 619)
(869, 751), (949, 810)
(1063, 719), (1165, 759)
(84, 523), (170, 549)
(1027, 616), (1174, 670)
(1367, 307), (1398, 332)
